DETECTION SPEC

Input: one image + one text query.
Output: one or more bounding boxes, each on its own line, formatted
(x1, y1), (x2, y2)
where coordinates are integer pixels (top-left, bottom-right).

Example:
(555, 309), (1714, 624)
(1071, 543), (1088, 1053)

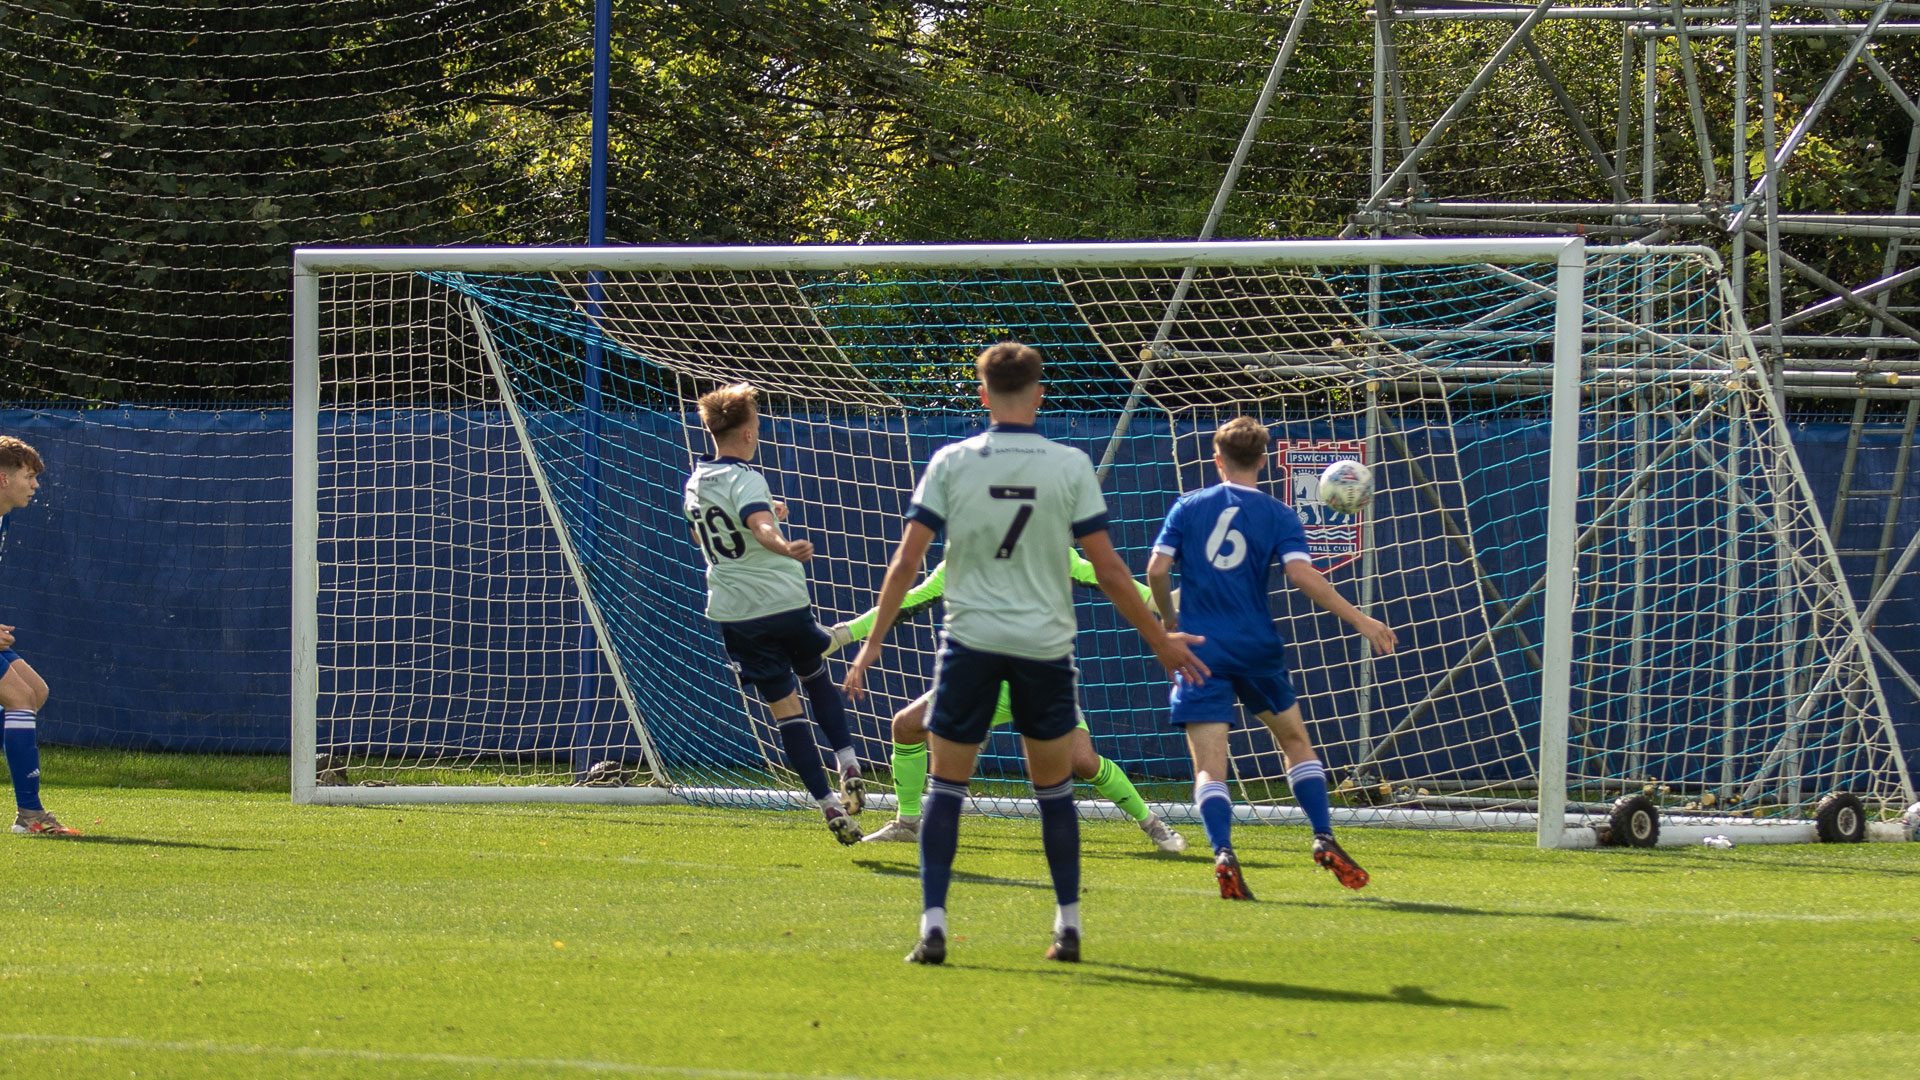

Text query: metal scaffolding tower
(1330, 0), (1920, 718)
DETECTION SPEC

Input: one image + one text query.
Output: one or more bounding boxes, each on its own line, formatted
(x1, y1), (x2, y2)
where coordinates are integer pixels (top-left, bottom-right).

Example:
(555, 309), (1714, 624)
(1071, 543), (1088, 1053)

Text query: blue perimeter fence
(0, 407), (1916, 785)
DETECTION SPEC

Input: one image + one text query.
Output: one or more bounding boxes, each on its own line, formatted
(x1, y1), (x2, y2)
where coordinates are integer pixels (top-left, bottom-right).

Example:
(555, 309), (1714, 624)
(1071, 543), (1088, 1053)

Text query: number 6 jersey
(1152, 482), (1311, 658)
(906, 423), (1108, 661)
(683, 455), (811, 622)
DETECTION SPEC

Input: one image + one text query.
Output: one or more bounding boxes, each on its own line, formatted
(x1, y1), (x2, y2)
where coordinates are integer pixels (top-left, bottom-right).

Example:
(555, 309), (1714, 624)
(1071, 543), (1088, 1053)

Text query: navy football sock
(1196, 779), (1233, 853)
(920, 777), (968, 913)
(800, 669), (854, 757)
(1288, 760), (1333, 836)
(774, 717), (831, 801)
(4, 709), (42, 812)
(1035, 778), (1080, 908)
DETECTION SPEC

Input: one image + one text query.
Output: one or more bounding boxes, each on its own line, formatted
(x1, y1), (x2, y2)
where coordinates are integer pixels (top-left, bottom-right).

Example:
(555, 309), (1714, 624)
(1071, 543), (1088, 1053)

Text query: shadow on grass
(968, 960), (1504, 1009)
(852, 858), (1043, 890)
(1345, 896), (1616, 921)
(41, 834), (259, 852)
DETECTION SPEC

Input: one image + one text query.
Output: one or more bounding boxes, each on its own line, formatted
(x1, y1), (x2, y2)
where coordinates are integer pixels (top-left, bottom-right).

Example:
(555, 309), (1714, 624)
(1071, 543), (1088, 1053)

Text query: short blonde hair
(697, 382), (757, 439)
(0, 436), (43, 475)
(1212, 417), (1269, 471)
(976, 341), (1043, 396)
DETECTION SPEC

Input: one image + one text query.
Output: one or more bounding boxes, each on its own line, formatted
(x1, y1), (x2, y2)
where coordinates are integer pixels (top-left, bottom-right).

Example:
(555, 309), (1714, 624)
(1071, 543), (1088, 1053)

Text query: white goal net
(292, 239), (1914, 846)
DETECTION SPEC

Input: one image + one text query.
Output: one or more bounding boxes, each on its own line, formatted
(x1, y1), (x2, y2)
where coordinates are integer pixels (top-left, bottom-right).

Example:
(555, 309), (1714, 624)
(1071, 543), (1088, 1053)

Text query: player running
(1146, 417), (1396, 899)
(822, 553), (1186, 852)
(0, 437), (79, 837)
(684, 383), (865, 845)
(844, 341), (1207, 965)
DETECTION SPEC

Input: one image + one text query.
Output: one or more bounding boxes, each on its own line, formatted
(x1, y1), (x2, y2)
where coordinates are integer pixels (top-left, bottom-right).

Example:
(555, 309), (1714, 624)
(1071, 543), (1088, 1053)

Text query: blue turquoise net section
(310, 253), (1905, 821)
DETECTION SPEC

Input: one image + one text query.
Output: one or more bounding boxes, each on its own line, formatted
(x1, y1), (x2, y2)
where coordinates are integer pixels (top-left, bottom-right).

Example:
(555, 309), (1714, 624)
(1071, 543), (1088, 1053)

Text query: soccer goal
(291, 239), (1915, 847)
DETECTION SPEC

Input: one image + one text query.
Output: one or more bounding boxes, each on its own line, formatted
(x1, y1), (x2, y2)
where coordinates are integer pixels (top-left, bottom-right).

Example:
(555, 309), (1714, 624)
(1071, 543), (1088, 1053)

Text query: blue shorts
(1168, 638), (1297, 726)
(0, 649), (18, 682)
(928, 636), (1080, 745)
(717, 608), (831, 702)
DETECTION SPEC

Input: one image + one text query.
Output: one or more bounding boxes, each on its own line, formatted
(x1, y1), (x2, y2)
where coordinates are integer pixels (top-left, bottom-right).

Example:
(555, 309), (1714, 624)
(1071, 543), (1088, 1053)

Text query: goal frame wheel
(1814, 791), (1867, 843)
(1603, 793), (1660, 848)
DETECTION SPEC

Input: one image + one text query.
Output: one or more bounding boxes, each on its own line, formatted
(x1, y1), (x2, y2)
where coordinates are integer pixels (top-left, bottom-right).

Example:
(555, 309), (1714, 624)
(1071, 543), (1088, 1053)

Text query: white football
(1318, 459), (1373, 515)
(1905, 800), (1920, 841)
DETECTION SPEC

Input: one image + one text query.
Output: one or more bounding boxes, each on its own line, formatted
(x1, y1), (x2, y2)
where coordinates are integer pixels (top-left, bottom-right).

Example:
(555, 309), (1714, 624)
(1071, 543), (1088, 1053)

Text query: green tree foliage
(6, 0), (1918, 403)
(1, 0), (576, 401)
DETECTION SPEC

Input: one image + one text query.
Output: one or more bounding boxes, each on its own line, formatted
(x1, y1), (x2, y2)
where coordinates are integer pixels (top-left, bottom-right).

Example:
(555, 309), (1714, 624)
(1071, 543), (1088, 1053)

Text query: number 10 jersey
(683, 456), (811, 623)
(906, 423), (1108, 661)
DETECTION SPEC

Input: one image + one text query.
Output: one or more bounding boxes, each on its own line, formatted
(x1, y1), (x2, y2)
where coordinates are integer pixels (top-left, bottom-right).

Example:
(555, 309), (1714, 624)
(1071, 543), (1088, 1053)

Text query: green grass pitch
(4, 751), (1918, 1079)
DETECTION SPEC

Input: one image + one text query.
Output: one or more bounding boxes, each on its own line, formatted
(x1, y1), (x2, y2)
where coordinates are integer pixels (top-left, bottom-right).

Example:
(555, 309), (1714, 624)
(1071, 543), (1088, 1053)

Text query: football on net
(1318, 459), (1374, 515)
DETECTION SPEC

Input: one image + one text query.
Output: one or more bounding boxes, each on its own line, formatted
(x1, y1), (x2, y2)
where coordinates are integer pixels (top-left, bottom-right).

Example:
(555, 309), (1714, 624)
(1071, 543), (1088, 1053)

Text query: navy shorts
(717, 608), (831, 702)
(1168, 638), (1298, 726)
(0, 649), (19, 682)
(928, 636), (1080, 745)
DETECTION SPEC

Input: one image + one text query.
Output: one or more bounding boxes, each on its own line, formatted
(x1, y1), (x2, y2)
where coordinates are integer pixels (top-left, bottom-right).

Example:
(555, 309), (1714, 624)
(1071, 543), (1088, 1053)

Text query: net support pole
(290, 267), (318, 806)
(1538, 240), (1587, 848)
(572, 0), (614, 775)
(466, 300), (669, 785)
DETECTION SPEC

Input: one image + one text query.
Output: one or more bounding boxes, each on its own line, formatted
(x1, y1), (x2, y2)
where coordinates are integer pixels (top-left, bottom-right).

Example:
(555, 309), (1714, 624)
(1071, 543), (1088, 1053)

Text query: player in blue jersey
(684, 383), (864, 845)
(0, 437), (79, 836)
(1147, 417), (1396, 899)
(844, 342), (1207, 965)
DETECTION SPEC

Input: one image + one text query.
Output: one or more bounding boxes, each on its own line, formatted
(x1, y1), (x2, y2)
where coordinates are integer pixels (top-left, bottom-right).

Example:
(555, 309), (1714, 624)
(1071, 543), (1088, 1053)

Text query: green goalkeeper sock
(1090, 756), (1149, 823)
(892, 741), (929, 818)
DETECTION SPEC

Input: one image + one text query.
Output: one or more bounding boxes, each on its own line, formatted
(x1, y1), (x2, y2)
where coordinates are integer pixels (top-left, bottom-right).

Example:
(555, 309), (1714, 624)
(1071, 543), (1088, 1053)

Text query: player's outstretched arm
(1284, 559), (1397, 655)
(1069, 549), (1157, 613)
(832, 561), (949, 653)
(843, 521), (936, 700)
(1079, 530), (1208, 685)
(1145, 551), (1178, 632)
(744, 509), (811, 562)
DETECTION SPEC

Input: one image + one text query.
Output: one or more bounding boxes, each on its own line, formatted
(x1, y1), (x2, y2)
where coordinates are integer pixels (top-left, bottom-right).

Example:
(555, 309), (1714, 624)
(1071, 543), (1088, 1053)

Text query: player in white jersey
(1147, 417), (1396, 899)
(820, 551), (1187, 853)
(683, 383), (864, 845)
(843, 342), (1207, 965)
(0, 436), (79, 836)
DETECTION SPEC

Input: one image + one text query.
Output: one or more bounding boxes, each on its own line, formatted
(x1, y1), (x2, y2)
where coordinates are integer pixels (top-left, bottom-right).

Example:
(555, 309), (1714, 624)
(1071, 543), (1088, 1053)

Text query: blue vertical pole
(573, 0), (613, 776)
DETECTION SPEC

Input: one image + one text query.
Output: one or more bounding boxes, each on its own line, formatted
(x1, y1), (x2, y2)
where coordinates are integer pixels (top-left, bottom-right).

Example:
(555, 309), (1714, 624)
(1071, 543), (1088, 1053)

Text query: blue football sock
(4, 709), (42, 812)
(774, 717), (831, 801)
(1288, 759), (1333, 835)
(800, 669), (854, 758)
(920, 777), (968, 913)
(1035, 778), (1080, 908)
(1196, 779), (1233, 853)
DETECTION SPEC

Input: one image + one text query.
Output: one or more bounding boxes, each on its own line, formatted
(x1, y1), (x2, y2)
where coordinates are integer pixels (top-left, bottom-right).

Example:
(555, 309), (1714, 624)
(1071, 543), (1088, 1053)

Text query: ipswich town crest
(1276, 440), (1365, 574)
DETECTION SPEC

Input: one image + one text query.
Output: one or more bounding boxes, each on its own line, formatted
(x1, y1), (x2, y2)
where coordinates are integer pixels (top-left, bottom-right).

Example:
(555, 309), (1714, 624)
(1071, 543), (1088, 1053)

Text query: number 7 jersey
(683, 456), (811, 622)
(906, 423), (1108, 661)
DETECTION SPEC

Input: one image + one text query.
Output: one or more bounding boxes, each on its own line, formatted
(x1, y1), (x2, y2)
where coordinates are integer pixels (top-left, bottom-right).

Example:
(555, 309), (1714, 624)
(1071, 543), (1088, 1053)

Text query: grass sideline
(3, 767), (1917, 1080)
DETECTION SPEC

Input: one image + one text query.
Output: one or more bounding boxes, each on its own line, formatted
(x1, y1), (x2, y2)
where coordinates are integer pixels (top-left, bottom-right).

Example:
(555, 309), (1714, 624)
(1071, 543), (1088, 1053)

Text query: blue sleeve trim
(1071, 512), (1109, 539)
(737, 501), (773, 523)
(906, 504), (946, 532)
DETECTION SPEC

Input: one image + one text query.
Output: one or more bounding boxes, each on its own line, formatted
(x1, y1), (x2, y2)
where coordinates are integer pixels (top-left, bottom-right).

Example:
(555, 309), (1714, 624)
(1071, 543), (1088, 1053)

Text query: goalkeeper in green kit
(822, 550), (1188, 851)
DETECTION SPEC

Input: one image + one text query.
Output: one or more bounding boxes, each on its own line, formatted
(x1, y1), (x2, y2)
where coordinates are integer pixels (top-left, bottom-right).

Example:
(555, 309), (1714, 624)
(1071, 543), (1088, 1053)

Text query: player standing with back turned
(1147, 417), (1396, 899)
(844, 342), (1207, 965)
(684, 384), (865, 845)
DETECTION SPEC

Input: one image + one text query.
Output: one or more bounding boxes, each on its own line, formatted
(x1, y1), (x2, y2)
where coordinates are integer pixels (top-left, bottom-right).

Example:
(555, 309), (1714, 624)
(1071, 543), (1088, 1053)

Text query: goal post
(290, 238), (1914, 845)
